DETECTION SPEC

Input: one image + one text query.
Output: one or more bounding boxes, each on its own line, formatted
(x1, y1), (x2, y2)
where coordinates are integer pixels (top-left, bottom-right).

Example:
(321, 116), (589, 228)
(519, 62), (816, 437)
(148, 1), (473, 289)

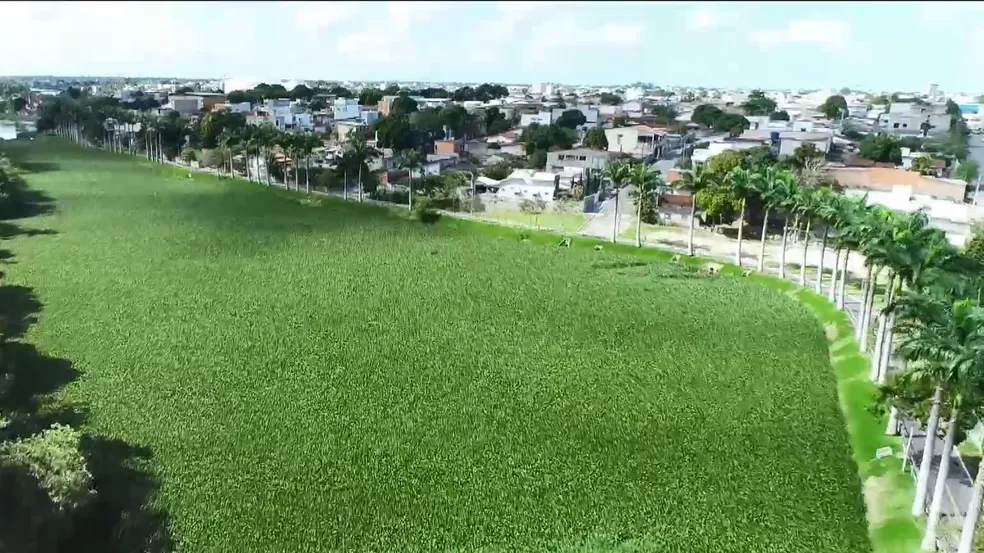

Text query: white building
(225, 102), (252, 114)
(494, 169), (560, 201)
(333, 98), (361, 121)
(604, 125), (667, 157)
(519, 111), (553, 127)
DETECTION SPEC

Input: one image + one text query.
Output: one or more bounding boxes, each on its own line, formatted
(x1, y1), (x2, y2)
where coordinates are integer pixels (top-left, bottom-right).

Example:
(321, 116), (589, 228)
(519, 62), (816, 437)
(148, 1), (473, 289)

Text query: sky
(2, 1), (983, 93)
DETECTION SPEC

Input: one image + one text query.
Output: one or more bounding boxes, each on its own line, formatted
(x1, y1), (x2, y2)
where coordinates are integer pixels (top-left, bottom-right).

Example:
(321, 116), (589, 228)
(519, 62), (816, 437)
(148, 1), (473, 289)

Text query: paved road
(578, 187), (635, 239)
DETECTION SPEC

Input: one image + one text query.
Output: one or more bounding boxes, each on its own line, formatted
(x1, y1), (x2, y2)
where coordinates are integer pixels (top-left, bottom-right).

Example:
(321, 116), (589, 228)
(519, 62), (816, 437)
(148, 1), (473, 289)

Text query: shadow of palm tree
(0, 169), (173, 552)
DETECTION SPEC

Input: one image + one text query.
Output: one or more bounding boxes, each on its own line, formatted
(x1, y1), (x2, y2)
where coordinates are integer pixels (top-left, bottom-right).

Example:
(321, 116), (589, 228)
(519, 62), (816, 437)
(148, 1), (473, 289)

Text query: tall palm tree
(628, 164), (662, 248)
(889, 292), (984, 523)
(276, 132), (295, 188)
(727, 167), (753, 266)
(750, 166), (788, 272)
(218, 128), (235, 176)
(811, 187), (841, 294)
(603, 160), (632, 244)
(795, 187), (818, 286)
(397, 149), (424, 211)
(676, 163), (716, 255)
(303, 133), (321, 193)
(773, 172), (801, 280)
(348, 131), (379, 203)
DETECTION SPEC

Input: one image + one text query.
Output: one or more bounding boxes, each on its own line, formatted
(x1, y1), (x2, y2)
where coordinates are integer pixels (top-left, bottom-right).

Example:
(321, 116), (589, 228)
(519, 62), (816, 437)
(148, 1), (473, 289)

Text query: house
(877, 103), (951, 135)
(167, 95), (204, 116)
(333, 98), (361, 121)
(494, 169), (560, 201)
(604, 124), (668, 157)
(545, 148), (619, 176)
(360, 109), (380, 126)
(223, 101), (252, 114)
(519, 111), (553, 127)
(737, 129), (833, 156)
(830, 167), (979, 246)
(423, 153), (459, 175)
(550, 105), (600, 129)
(435, 139), (464, 155)
(176, 92), (226, 111)
(336, 120), (368, 143)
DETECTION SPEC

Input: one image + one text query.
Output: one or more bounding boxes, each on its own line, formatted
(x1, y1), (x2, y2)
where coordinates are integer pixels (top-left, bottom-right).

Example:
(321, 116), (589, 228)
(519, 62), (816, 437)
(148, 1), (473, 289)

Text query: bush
(180, 148), (197, 164)
(413, 196), (440, 224)
(487, 142), (501, 150)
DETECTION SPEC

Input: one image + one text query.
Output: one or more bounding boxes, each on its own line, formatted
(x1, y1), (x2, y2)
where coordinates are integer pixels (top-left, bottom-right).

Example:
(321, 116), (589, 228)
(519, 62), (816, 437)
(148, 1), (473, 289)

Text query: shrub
(413, 196), (440, 224)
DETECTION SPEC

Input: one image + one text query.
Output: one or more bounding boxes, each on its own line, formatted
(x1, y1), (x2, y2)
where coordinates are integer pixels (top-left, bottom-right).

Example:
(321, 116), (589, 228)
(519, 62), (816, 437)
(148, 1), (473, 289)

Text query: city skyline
(2, 1), (983, 93)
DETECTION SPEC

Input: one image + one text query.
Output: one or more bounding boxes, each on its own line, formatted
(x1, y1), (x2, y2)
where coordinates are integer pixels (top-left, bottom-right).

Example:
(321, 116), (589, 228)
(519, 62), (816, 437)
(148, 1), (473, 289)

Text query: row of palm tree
(604, 155), (984, 552)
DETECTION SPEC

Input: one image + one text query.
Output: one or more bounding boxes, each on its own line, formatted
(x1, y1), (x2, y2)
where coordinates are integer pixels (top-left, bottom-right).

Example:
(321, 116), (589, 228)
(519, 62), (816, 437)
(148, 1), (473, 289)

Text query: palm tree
(628, 164), (662, 247)
(218, 129), (235, 176)
(794, 187), (818, 286)
(303, 133), (321, 193)
(811, 187), (841, 294)
(727, 167), (753, 267)
(397, 149), (424, 211)
(276, 132), (295, 188)
(889, 291), (984, 523)
(603, 160), (632, 244)
(348, 131), (379, 203)
(676, 163), (716, 255)
(773, 172), (801, 280)
(258, 124), (277, 186)
(749, 166), (788, 272)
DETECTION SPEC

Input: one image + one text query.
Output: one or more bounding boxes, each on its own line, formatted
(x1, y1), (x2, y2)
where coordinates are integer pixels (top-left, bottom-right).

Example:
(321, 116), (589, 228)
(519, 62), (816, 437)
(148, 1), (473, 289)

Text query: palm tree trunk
(757, 207), (770, 271)
(828, 249), (841, 302)
(408, 172), (413, 211)
(837, 249), (850, 310)
(635, 190), (643, 248)
(877, 311), (895, 385)
(870, 274), (894, 380)
(306, 156), (311, 193)
(815, 227), (828, 293)
(358, 163), (363, 202)
(779, 216), (790, 279)
(855, 264), (874, 341)
(913, 386), (944, 517)
(859, 266), (878, 351)
(799, 219), (811, 285)
(735, 198), (745, 266)
(958, 462), (984, 553)
(612, 188), (620, 244)
(294, 159), (299, 191)
(923, 407), (959, 551)
(686, 197), (695, 254)
(265, 147), (272, 186)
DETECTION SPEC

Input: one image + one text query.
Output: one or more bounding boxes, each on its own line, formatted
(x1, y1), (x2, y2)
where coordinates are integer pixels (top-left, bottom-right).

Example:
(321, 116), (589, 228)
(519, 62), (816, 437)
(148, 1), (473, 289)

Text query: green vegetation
(0, 137), (874, 553)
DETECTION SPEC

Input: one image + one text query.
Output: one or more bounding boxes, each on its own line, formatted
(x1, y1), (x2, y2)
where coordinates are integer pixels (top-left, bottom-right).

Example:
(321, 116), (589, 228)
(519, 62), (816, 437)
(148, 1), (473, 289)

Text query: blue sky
(2, 1), (983, 93)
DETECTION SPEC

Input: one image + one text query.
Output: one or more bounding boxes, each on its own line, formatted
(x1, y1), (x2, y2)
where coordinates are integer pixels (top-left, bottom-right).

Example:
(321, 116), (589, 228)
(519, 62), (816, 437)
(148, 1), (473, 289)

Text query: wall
(519, 112), (553, 127)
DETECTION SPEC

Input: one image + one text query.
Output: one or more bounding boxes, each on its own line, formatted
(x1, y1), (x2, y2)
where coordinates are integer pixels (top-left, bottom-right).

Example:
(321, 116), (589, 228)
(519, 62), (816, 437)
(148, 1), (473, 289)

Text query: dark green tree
(819, 95), (848, 119)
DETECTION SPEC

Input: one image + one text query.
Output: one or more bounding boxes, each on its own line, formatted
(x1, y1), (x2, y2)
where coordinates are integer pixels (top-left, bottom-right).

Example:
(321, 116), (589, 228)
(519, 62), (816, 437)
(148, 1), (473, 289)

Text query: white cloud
(750, 19), (851, 51)
(687, 8), (723, 31)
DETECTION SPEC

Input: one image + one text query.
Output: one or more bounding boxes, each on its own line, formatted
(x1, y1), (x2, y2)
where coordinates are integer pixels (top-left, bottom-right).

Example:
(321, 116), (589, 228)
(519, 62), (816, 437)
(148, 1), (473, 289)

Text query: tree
(628, 164), (664, 246)
(740, 90), (777, 116)
(910, 156), (936, 176)
(290, 84), (314, 101)
(396, 149), (424, 211)
(727, 167), (753, 265)
(583, 127), (608, 150)
(555, 109), (587, 129)
(484, 107), (510, 135)
(521, 124), (576, 155)
(691, 104), (723, 128)
(819, 95), (848, 119)
(599, 92), (622, 105)
(527, 149), (547, 169)
(750, 166), (790, 272)
(955, 159), (979, 183)
(374, 113), (419, 152)
(966, 225), (984, 268)
(603, 160), (632, 243)
(481, 162), (513, 181)
(769, 110), (790, 121)
(348, 130), (379, 202)
(859, 135), (903, 164)
(382, 84), (401, 95)
(677, 164), (718, 255)
(612, 115), (629, 128)
(391, 94), (418, 114)
(705, 150), (745, 176)
(712, 113), (750, 137)
(695, 185), (742, 227)
(358, 88), (384, 107)
(790, 142), (824, 170)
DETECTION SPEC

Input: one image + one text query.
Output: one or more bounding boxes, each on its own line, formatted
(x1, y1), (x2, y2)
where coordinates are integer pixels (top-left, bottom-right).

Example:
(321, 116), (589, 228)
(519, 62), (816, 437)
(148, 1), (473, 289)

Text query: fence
(898, 415), (975, 552)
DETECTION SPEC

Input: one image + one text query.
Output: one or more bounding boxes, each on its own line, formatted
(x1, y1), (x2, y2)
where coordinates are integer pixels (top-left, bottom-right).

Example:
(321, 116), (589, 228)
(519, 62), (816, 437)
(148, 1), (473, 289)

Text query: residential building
(225, 101), (252, 114)
(604, 124), (667, 157)
(336, 120), (368, 142)
(550, 105), (600, 129)
(545, 148), (619, 176)
(495, 169), (560, 201)
(435, 139), (464, 155)
(168, 95), (204, 116)
(360, 109), (380, 126)
(333, 98), (361, 121)
(519, 111), (553, 127)
(877, 103), (951, 135)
